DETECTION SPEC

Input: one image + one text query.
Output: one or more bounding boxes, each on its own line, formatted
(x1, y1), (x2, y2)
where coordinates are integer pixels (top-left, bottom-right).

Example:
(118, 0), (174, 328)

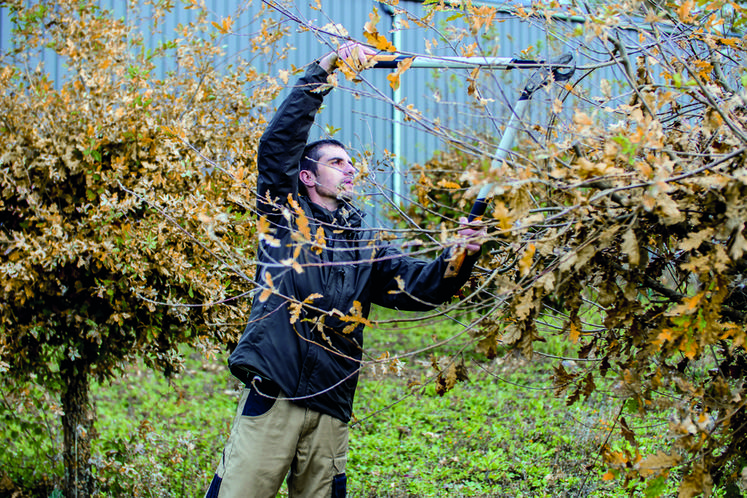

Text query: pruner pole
(443, 53), (576, 276)
(372, 54), (574, 72)
(373, 52), (576, 220)
(468, 52), (576, 222)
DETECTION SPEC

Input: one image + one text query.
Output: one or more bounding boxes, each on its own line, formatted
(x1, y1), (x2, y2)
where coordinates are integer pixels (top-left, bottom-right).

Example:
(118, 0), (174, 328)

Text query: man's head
(299, 139), (357, 211)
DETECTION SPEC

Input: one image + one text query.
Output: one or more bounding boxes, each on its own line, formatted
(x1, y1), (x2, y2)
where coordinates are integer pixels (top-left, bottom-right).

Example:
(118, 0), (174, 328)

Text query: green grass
(344, 308), (631, 498)
(3, 306), (686, 497)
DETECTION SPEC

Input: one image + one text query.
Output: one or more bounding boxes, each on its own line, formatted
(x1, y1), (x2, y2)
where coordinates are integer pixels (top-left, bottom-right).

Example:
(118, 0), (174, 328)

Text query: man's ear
(299, 169), (316, 189)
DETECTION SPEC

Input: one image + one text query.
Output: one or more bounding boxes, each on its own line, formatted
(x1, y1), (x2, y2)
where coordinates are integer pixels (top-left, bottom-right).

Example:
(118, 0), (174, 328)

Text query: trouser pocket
(331, 451), (347, 498)
(204, 474), (222, 498)
(331, 473), (346, 498)
(241, 376), (280, 417)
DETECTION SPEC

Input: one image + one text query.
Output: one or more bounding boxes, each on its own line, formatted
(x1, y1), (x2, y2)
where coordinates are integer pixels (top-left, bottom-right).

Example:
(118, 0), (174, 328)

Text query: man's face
(311, 145), (356, 202)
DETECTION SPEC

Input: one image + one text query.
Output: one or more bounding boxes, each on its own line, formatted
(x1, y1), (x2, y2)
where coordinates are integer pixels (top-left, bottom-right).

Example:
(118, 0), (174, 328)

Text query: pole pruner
(445, 53), (576, 277)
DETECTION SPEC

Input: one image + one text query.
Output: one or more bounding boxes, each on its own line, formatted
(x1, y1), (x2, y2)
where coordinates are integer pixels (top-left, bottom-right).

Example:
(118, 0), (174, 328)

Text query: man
(206, 42), (482, 498)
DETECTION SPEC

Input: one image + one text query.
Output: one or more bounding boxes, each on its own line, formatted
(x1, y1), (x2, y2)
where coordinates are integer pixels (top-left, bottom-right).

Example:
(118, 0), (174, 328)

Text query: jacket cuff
(298, 62), (334, 97)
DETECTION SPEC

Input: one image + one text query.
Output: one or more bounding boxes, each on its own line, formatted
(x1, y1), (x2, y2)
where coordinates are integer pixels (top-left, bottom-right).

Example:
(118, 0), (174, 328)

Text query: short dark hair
(299, 139), (346, 196)
(300, 139), (346, 175)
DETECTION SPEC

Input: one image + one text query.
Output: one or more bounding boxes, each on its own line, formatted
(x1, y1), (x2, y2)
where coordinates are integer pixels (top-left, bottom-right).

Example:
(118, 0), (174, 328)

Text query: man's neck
(307, 192), (340, 212)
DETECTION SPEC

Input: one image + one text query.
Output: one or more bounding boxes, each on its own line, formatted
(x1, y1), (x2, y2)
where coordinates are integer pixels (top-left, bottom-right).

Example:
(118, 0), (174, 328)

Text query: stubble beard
(337, 182), (355, 201)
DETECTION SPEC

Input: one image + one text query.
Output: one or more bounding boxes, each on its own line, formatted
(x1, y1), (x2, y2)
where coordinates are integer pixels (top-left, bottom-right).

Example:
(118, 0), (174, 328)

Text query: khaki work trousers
(206, 384), (349, 498)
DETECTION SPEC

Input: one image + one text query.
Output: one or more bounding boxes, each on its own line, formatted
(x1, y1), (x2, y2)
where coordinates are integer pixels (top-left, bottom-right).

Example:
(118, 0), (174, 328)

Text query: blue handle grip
(468, 199), (489, 222)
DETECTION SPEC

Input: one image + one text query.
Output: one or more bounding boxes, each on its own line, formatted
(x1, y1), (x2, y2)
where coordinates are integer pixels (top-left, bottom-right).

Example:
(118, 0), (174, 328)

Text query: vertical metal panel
(0, 4), (11, 56)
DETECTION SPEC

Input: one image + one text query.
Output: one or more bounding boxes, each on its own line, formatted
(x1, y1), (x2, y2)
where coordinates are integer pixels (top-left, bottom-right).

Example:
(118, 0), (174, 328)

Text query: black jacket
(228, 63), (477, 422)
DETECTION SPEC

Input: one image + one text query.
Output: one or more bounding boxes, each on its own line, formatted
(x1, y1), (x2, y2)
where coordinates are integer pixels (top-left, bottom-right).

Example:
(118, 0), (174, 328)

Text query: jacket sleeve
(370, 245), (479, 311)
(256, 63), (332, 214)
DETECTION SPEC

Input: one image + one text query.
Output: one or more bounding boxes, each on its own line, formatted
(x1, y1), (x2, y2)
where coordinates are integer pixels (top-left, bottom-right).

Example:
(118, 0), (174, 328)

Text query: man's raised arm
(255, 42), (375, 214)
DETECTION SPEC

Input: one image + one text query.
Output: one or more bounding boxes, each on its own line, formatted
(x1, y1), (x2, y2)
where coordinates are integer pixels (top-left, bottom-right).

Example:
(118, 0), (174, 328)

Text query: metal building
(0, 1), (610, 221)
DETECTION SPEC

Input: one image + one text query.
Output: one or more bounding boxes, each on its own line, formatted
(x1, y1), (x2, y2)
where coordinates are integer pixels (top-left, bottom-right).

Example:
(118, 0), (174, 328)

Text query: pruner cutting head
(521, 53), (576, 99)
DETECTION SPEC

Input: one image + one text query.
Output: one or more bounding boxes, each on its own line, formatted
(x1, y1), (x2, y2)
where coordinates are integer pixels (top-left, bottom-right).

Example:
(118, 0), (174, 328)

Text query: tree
(0, 1), (282, 494)
(371, 1), (747, 495)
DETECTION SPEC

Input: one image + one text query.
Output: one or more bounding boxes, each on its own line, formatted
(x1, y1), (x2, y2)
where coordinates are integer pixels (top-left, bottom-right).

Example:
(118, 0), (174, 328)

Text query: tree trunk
(60, 358), (95, 498)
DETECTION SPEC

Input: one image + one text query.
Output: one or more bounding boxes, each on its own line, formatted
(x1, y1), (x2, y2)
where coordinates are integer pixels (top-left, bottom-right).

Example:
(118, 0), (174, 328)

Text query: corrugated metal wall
(0, 5), (11, 63)
(0, 1), (621, 221)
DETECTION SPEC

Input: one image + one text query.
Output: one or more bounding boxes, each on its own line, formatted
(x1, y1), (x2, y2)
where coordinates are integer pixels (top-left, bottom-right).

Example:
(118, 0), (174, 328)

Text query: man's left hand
(456, 217), (486, 256)
(319, 41), (376, 74)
